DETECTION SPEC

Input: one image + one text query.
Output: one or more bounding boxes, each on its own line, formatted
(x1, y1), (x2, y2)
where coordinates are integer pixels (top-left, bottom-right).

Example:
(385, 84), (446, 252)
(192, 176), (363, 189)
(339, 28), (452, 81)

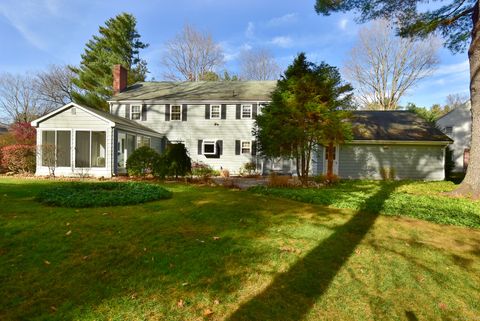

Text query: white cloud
(267, 13), (298, 27)
(338, 18), (348, 30)
(433, 60), (469, 77)
(0, 0), (62, 50)
(245, 21), (255, 38)
(269, 36), (293, 48)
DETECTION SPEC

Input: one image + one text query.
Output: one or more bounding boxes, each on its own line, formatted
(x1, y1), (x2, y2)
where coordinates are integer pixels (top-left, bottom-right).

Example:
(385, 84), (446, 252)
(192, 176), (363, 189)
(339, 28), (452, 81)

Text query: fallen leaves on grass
(177, 299), (185, 308)
(203, 308), (214, 317)
(65, 230), (72, 236)
(279, 246), (301, 254)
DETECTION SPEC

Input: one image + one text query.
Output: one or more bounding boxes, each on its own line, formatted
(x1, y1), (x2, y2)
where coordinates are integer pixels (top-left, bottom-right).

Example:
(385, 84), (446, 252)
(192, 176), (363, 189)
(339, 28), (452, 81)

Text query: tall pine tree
(255, 53), (354, 184)
(71, 13), (149, 110)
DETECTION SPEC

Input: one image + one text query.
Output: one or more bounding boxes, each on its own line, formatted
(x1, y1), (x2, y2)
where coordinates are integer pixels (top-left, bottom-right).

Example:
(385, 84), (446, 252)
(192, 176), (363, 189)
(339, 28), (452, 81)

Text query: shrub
(10, 122), (36, 145)
(267, 172), (291, 187)
(241, 162), (257, 176)
(126, 146), (162, 177)
(191, 162), (215, 181)
(164, 144), (191, 178)
(313, 174), (340, 186)
(1, 144), (36, 173)
(36, 182), (172, 207)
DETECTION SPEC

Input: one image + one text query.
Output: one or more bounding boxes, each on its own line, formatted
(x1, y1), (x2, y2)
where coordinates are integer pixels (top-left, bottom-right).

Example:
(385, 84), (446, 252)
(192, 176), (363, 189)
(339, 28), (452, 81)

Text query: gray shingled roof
(110, 81), (277, 101)
(0, 123), (8, 133)
(79, 105), (161, 135)
(351, 111), (452, 142)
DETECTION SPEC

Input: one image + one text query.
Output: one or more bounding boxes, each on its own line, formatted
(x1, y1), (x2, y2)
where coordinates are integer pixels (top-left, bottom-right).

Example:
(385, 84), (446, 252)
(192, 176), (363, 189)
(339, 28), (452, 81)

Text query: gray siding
(436, 104), (471, 172)
(39, 106), (109, 129)
(112, 103), (261, 174)
(338, 144), (445, 180)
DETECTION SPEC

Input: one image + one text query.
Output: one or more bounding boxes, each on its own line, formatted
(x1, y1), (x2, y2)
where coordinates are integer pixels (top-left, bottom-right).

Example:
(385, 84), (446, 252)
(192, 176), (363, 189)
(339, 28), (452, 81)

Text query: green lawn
(0, 177), (479, 320)
(250, 180), (480, 228)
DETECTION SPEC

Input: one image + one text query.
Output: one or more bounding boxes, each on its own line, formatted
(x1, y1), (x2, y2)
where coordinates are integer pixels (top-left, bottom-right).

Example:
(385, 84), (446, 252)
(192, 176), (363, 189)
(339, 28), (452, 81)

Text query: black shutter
(252, 103), (257, 118)
(182, 104), (187, 121)
(125, 104), (130, 119)
(165, 104), (170, 121)
(205, 104), (210, 119)
(198, 140), (203, 155)
(221, 104), (226, 119)
(236, 104), (241, 119)
(235, 140), (241, 155)
(141, 104), (147, 121)
(252, 140), (257, 156)
(217, 140), (223, 156)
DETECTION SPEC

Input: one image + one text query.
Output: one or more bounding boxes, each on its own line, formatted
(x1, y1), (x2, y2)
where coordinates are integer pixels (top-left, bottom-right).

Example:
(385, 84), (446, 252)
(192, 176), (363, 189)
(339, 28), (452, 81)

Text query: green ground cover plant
(36, 181), (172, 207)
(250, 180), (480, 228)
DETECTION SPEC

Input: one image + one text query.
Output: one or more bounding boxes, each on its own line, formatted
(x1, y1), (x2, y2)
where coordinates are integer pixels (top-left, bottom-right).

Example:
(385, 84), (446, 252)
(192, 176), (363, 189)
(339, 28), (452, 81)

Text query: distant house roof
(31, 103), (162, 137)
(351, 111), (452, 143)
(0, 123), (8, 134)
(109, 81), (278, 102)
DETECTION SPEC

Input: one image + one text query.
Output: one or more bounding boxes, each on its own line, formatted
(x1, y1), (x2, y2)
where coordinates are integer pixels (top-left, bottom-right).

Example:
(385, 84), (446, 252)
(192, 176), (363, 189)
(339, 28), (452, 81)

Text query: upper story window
(131, 105), (142, 120)
(242, 104), (252, 119)
(203, 140), (217, 155)
(171, 105), (182, 121)
(241, 140), (251, 154)
(445, 126), (453, 136)
(210, 105), (221, 119)
(138, 136), (151, 148)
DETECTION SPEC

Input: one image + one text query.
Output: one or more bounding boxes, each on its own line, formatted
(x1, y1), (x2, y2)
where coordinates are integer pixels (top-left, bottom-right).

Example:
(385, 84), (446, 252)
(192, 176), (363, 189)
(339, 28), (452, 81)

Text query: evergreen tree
(255, 53), (354, 184)
(71, 13), (149, 110)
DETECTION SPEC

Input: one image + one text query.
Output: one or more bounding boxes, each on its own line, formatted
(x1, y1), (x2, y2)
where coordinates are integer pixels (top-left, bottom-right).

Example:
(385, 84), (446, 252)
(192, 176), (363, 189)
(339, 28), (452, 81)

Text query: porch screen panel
(91, 131), (106, 167)
(42, 131), (55, 166)
(56, 131), (71, 167)
(75, 131), (90, 168)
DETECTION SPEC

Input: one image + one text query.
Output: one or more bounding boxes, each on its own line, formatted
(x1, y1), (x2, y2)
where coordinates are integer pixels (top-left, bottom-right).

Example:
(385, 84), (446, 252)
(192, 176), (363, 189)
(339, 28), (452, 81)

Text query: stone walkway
(211, 177), (268, 190)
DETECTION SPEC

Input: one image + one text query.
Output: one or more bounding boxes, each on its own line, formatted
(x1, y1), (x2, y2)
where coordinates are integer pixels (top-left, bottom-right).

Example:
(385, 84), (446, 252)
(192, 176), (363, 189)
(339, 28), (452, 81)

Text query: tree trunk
(327, 142), (334, 177)
(453, 1), (480, 199)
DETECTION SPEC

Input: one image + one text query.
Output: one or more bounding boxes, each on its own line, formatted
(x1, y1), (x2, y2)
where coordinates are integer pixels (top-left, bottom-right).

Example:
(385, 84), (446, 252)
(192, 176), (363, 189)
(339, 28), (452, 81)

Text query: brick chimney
(113, 64), (127, 95)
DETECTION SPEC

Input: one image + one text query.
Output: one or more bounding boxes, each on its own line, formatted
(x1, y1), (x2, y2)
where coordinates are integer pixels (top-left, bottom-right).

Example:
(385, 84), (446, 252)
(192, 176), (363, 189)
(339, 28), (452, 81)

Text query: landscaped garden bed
(35, 181), (172, 207)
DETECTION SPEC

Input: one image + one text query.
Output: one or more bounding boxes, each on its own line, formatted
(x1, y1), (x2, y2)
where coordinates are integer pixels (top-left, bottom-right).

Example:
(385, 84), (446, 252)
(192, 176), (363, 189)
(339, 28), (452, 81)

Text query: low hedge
(36, 182), (172, 208)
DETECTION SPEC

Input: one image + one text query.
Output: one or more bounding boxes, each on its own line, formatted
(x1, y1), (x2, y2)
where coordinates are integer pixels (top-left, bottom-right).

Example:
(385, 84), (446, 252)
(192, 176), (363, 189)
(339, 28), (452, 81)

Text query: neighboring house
(0, 123), (8, 134)
(436, 102), (472, 172)
(31, 65), (452, 180)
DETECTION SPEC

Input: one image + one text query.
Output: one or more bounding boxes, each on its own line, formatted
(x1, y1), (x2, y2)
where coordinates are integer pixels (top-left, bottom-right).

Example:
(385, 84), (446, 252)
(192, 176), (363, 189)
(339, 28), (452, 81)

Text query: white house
(436, 102), (472, 172)
(30, 65), (452, 180)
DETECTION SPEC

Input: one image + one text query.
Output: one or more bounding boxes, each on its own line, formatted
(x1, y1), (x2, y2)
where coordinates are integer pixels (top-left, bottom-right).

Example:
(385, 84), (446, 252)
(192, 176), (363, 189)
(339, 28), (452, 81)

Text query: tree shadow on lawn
(0, 181), (349, 320)
(227, 182), (400, 321)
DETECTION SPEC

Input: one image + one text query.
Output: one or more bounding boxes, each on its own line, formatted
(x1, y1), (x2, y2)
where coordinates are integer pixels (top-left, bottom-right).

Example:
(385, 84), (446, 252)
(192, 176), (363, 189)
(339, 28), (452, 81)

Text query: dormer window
(131, 105), (141, 120)
(242, 104), (252, 119)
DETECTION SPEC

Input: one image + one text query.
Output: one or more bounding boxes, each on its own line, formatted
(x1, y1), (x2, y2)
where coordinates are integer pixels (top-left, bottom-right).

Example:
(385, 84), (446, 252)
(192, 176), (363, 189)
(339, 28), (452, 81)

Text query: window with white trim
(131, 105), (141, 120)
(241, 104), (252, 118)
(241, 140), (251, 154)
(210, 105), (220, 119)
(203, 140), (216, 155)
(171, 105), (181, 120)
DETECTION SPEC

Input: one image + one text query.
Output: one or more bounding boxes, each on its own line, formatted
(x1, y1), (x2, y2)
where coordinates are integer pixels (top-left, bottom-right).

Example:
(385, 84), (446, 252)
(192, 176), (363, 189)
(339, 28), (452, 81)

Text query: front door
(323, 145), (339, 175)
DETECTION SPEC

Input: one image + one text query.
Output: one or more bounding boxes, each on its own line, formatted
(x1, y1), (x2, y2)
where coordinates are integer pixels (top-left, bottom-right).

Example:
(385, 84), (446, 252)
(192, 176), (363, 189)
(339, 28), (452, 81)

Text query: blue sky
(0, 0), (470, 107)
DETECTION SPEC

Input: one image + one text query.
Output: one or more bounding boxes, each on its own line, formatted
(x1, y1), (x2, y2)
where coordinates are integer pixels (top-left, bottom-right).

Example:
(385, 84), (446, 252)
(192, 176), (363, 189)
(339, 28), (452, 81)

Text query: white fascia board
(31, 102), (115, 127)
(348, 140), (451, 146)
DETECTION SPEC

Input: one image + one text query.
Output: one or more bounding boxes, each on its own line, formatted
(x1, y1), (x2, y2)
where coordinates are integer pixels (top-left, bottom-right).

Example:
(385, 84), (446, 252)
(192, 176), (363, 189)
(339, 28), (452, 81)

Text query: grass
(250, 180), (480, 228)
(0, 177), (479, 320)
(36, 181), (172, 207)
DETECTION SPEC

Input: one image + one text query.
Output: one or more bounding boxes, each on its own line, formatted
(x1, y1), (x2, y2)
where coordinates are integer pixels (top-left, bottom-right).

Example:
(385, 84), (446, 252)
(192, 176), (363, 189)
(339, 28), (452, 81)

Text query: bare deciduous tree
(239, 48), (281, 80)
(445, 93), (469, 109)
(162, 24), (224, 81)
(0, 73), (44, 123)
(344, 19), (440, 110)
(36, 64), (76, 109)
